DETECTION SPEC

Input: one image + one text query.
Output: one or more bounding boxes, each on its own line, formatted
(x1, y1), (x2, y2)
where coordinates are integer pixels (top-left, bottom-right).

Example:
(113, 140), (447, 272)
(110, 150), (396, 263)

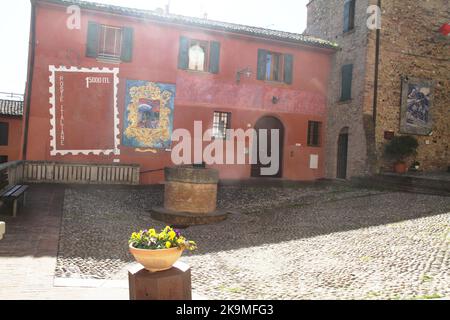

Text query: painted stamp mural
(400, 77), (434, 136)
(123, 80), (176, 149)
(49, 66), (120, 156)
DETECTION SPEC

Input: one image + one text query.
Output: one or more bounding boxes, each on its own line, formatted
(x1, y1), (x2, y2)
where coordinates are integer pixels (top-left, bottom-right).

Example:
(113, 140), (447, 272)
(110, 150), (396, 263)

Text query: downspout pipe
(372, 0), (381, 124)
(22, 0), (37, 160)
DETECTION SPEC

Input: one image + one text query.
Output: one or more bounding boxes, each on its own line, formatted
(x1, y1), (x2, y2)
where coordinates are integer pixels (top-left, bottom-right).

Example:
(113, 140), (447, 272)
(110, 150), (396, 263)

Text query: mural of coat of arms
(123, 80), (176, 149)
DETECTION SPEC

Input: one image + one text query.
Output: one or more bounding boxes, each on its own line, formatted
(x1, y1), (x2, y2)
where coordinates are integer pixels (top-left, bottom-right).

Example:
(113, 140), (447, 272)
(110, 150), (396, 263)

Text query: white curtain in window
(189, 44), (205, 71)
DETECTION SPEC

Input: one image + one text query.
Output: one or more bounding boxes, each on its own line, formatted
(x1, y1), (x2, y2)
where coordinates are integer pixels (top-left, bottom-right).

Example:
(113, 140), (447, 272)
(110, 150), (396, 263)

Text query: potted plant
(384, 135), (419, 174)
(129, 226), (197, 272)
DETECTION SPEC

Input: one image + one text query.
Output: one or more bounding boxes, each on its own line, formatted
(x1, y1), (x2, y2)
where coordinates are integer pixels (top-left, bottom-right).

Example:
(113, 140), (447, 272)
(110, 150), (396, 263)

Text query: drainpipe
(372, 0), (381, 124)
(22, 0), (37, 160)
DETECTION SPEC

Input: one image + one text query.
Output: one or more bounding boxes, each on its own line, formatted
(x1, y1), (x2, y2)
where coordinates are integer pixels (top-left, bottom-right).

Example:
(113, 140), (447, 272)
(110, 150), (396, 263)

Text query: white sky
(0, 0), (309, 96)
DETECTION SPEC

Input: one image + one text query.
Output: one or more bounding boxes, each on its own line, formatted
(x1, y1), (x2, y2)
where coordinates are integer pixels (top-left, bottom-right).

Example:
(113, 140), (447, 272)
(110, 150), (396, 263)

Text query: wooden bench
(0, 168), (28, 217)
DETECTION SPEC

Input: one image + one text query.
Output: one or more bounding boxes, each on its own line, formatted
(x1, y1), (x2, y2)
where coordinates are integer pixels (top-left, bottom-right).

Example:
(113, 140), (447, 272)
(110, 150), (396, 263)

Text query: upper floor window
(212, 111), (231, 139)
(340, 64), (353, 101)
(99, 25), (123, 60)
(178, 37), (221, 74)
(86, 22), (134, 62)
(257, 49), (293, 84)
(343, 0), (356, 33)
(0, 122), (8, 146)
(307, 121), (322, 147)
(266, 52), (284, 82)
(188, 40), (208, 71)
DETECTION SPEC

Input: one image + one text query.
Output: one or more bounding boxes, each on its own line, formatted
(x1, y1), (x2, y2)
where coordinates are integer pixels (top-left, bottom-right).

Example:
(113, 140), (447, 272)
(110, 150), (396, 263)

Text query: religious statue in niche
(400, 77), (434, 136)
(123, 80), (176, 149)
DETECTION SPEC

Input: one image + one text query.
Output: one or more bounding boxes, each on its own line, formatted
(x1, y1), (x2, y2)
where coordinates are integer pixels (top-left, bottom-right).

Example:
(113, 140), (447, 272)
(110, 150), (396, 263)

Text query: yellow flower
(148, 229), (156, 237)
(164, 226), (172, 233)
(168, 231), (176, 240)
(158, 232), (167, 240)
(165, 241), (172, 248)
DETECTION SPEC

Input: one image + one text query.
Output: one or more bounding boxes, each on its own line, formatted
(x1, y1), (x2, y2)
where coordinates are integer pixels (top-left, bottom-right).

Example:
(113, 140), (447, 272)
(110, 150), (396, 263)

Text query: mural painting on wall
(400, 77), (434, 136)
(49, 66), (120, 156)
(123, 80), (176, 149)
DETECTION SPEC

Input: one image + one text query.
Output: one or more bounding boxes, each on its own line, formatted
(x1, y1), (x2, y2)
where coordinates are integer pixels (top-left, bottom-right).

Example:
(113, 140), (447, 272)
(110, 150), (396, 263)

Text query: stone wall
(307, 0), (450, 176)
(306, 0), (374, 179)
(374, 0), (450, 171)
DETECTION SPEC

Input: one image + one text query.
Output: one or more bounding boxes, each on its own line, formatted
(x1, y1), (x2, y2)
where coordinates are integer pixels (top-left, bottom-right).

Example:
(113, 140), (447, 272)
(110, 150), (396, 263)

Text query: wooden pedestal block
(128, 262), (192, 300)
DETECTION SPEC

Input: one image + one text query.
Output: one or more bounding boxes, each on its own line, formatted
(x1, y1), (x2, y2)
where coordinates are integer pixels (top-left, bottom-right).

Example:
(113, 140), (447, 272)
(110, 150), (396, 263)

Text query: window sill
(263, 80), (290, 87)
(337, 99), (353, 104)
(343, 29), (356, 36)
(184, 69), (214, 75)
(307, 145), (321, 148)
(96, 56), (122, 64)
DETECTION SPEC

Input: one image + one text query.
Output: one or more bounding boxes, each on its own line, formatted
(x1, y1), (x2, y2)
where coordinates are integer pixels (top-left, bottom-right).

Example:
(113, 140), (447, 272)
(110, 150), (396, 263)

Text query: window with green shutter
(257, 49), (293, 84)
(307, 121), (322, 147)
(343, 0), (356, 33)
(341, 64), (353, 101)
(178, 37), (221, 74)
(86, 22), (134, 62)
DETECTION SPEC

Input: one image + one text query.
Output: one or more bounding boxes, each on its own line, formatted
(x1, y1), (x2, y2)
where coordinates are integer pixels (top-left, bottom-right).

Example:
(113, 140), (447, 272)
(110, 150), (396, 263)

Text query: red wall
(0, 116), (23, 162)
(24, 2), (333, 184)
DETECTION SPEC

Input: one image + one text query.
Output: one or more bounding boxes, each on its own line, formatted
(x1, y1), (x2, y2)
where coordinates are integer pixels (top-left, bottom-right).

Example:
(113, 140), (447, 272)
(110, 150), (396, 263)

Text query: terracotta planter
(129, 244), (184, 272)
(394, 161), (408, 174)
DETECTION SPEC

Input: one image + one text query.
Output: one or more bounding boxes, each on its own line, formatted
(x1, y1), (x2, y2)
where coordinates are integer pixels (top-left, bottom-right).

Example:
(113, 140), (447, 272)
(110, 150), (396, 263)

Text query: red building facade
(23, 0), (336, 184)
(0, 100), (23, 164)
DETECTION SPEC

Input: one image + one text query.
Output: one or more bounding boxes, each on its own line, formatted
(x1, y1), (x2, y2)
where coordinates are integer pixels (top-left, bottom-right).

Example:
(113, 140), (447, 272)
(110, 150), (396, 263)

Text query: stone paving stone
(55, 183), (450, 300)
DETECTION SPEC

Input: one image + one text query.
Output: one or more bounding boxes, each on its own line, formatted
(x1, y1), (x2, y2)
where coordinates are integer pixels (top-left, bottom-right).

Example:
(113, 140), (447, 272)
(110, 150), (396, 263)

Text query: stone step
(351, 174), (450, 197)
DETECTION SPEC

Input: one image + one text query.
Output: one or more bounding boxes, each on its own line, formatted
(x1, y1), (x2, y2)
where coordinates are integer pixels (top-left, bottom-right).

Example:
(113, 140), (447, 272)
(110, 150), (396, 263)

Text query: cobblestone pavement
(0, 185), (128, 300)
(55, 183), (450, 300)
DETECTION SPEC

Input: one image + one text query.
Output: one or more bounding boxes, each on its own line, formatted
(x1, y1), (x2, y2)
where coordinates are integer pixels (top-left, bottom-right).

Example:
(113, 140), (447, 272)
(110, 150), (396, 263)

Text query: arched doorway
(337, 127), (349, 179)
(251, 116), (284, 178)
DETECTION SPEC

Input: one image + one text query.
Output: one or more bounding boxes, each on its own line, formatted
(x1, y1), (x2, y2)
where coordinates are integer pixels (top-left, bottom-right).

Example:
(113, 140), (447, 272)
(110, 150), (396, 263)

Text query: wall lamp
(272, 96), (280, 104)
(236, 67), (252, 84)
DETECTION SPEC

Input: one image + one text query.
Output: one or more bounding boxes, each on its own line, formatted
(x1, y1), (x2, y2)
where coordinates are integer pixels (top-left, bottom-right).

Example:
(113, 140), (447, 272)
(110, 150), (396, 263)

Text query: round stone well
(150, 165), (228, 227)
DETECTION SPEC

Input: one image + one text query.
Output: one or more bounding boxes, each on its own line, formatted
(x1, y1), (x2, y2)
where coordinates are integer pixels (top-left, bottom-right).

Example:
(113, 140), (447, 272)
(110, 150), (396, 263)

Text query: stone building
(306, 0), (449, 179)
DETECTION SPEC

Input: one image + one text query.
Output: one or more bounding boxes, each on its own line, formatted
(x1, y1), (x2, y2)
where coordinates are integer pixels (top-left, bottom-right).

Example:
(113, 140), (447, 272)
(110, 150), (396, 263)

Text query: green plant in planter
(384, 135), (419, 162)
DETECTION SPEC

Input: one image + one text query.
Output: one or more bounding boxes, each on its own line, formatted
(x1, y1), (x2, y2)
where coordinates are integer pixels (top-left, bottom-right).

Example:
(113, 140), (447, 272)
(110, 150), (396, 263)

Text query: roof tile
(0, 99), (24, 116)
(43, 0), (338, 50)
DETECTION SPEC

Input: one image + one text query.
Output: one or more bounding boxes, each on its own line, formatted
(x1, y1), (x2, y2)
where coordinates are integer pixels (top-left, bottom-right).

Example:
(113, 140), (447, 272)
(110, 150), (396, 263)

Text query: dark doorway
(251, 116), (284, 178)
(337, 128), (349, 179)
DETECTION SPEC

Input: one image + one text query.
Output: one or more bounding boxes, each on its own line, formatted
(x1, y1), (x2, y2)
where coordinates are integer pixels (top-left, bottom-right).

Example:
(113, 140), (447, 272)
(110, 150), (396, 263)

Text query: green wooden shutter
(343, 0), (350, 33)
(178, 36), (190, 70)
(349, 0), (355, 30)
(257, 49), (267, 80)
(121, 27), (134, 62)
(283, 54), (293, 84)
(86, 21), (99, 58)
(209, 41), (221, 74)
(341, 64), (353, 101)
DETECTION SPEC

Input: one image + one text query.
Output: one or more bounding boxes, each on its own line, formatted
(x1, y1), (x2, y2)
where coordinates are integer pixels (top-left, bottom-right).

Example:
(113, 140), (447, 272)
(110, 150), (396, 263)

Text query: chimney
(165, 0), (171, 14)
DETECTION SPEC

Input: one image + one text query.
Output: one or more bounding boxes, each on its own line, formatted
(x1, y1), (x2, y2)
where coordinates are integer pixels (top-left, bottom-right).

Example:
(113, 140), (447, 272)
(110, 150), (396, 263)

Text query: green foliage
(384, 136), (419, 161)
